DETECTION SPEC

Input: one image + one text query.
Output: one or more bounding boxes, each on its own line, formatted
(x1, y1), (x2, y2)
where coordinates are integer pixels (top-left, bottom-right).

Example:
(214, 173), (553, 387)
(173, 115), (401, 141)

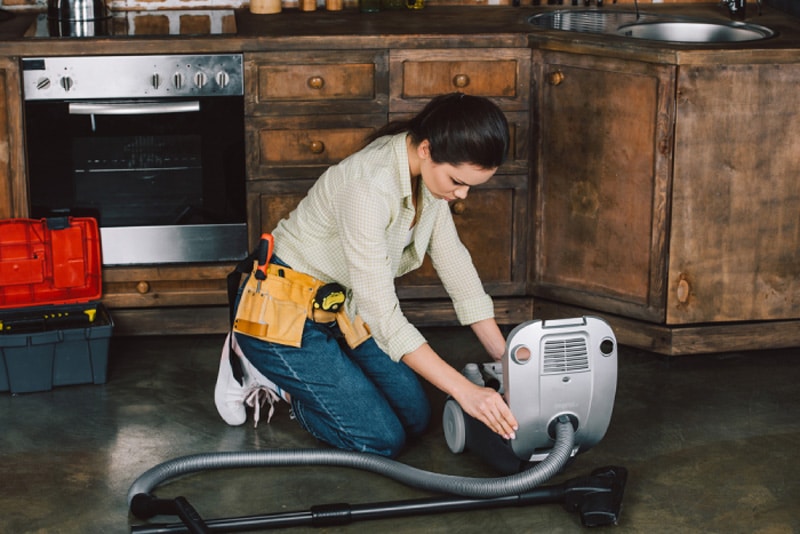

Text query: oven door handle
(68, 101), (201, 115)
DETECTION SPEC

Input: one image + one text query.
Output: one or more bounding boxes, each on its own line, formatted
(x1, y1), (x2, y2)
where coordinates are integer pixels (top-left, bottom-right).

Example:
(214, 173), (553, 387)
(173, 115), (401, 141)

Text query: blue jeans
(234, 264), (431, 458)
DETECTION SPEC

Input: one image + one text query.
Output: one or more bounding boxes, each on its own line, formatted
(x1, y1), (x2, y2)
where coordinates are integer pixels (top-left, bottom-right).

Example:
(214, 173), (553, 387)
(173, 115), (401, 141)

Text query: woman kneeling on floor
(215, 92), (519, 458)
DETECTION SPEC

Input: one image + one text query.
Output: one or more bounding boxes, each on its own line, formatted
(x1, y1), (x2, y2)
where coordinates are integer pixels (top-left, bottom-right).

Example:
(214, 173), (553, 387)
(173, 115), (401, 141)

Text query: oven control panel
(22, 54), (243, 100)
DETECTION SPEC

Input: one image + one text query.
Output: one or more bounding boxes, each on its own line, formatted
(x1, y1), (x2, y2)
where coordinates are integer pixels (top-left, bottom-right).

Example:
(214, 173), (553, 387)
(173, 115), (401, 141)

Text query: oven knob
(36, 77), (51, 91)
(193, 72), (208, 89)
(173, 72), (185, 90)
(151, 73), (162, 90)
(216, 71), (230, 89)
(60, 76), (74, 92)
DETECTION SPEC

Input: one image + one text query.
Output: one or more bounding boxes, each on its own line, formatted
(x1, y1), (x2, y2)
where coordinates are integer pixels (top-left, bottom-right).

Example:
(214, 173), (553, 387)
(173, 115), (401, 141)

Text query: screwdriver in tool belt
(255, 233), (274, 292)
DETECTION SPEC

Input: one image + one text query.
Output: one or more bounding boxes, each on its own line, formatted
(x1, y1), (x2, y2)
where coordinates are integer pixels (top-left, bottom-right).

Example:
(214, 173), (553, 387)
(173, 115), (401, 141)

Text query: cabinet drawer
(390, 49), (530, 113)
(102, 264), (232, 308)
(246, 114), (386, 179)
(245, 50), (389, 116)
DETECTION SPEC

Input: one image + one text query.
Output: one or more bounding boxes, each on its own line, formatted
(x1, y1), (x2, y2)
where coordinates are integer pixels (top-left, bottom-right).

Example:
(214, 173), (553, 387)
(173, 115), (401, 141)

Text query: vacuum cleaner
(127, 316), (627, 533)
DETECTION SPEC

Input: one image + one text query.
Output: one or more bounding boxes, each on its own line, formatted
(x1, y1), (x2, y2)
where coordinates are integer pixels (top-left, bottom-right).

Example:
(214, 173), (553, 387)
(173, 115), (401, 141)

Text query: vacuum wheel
(442, 398), (466, 454)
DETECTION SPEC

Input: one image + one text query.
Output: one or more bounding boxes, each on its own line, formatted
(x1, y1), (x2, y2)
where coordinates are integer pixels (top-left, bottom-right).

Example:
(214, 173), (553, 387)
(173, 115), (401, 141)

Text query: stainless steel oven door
(25, 96), (247, 265)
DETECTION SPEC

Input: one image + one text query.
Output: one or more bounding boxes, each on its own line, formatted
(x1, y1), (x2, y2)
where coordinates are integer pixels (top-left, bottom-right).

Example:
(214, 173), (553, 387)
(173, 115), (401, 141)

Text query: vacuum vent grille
(542, 337), (590, 374)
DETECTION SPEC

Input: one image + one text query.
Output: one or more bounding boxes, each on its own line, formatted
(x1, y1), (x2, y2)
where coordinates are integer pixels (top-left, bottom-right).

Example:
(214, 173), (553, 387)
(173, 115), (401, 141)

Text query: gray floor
(1, 327), (799, 533)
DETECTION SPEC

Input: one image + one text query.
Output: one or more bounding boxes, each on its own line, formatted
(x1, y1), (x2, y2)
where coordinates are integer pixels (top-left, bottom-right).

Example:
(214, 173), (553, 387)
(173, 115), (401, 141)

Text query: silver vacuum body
(443, 316), (617, 472)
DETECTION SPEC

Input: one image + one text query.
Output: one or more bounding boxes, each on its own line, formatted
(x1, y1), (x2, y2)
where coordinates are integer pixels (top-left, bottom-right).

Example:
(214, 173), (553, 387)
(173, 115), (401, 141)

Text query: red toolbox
(0, 217), (113, 394)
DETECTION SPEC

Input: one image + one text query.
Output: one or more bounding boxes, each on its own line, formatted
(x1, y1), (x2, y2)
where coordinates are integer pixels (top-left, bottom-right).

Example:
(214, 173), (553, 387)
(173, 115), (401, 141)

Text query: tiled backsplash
(1, 0), (727, 12)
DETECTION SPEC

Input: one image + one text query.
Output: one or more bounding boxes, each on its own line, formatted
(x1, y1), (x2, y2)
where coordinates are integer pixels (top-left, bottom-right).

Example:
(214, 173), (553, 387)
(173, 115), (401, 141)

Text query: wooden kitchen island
(0, 4), (798, 355)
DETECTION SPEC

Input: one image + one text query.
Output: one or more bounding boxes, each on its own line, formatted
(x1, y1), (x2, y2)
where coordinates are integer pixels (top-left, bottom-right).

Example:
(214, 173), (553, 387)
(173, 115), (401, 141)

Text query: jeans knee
(366, 427), (406, 458)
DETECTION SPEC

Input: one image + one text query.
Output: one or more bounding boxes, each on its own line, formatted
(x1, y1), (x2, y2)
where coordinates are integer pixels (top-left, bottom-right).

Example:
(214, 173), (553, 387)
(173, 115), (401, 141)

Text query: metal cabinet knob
(548, 70), (565, 86)
(307, 76), (325, 90)
(452, 74), (470, 89)
(309, 140), (325, 154)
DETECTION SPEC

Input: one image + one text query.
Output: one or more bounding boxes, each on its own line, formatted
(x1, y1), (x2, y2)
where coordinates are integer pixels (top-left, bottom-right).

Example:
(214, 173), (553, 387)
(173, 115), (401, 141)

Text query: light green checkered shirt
(272, 132), (494, 362)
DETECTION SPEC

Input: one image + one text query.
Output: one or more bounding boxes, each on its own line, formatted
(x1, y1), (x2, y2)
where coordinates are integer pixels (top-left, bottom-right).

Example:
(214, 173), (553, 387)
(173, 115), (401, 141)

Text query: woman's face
(417, 140), (497, 202)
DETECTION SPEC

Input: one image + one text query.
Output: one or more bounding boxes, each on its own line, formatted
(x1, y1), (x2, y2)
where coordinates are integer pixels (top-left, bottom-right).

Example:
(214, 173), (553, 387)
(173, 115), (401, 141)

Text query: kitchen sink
(528, 9), (775, 44)
(529, 10), (661, 33)
(616, 21), (774, 42)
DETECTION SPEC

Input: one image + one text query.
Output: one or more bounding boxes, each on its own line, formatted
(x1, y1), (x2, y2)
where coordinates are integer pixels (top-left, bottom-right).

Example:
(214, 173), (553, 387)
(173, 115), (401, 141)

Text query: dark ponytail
(367, 93), (509, 170)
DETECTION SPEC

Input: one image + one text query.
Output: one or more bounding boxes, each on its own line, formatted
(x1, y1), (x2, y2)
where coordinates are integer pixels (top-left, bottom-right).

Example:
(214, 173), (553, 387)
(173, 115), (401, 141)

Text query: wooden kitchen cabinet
(244, 47), (532, 324)
(392, 48), (531, 299)
(532, 52), (675, 323)
(244, 49), (389, 248)
(667, 63), (800, 325)
(533, 51), (800, 353)
(0, 57), (26, 220)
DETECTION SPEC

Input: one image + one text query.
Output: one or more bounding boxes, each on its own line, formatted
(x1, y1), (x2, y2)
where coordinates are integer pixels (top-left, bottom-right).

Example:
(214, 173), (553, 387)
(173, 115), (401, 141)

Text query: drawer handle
(309, 140), (326, 154)
(136, 281), (151, 294)
(548, 70), (565, 86)
(450, 200), (466, 215)
(307, 76), (325, 90)
(452, 74), (470, 89)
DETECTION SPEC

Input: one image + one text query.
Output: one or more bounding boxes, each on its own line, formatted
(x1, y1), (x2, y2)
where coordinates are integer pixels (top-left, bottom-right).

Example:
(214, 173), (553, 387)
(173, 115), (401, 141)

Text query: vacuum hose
(128, 418), (575, 516)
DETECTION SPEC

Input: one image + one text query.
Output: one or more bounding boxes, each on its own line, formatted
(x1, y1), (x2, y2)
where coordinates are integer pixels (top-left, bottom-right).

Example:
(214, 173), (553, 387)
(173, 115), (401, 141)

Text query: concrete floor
(1, 327), (799, 533)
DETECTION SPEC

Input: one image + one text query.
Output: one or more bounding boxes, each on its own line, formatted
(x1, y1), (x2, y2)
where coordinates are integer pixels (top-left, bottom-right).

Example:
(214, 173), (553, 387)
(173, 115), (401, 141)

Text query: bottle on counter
(300, 0), (317, 10)
(326, 0), (343, 10)
(406, 0), (424, 9)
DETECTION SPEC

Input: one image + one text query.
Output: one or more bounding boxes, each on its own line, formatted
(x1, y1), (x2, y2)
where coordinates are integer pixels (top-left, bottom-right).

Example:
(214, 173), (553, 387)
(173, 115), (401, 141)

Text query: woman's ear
(417, 139), (430, 160)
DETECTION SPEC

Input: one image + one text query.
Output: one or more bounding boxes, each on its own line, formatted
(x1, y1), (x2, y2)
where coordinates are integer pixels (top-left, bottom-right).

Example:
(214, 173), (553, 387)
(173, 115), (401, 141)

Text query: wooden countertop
(1, 4), (800, 64)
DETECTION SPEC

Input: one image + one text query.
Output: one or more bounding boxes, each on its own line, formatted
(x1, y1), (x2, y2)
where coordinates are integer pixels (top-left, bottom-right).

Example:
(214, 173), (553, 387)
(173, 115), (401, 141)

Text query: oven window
(25, 98), (245, 228)
(72, 135), (203, 226)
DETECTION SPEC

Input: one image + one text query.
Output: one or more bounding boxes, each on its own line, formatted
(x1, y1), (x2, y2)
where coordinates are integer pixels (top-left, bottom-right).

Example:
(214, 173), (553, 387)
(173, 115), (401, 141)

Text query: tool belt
(232, 261), (371, 349)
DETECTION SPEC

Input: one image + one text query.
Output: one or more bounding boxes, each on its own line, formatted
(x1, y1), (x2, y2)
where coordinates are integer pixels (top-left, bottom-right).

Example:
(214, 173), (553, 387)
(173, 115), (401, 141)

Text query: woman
(216, 92), (519, 458)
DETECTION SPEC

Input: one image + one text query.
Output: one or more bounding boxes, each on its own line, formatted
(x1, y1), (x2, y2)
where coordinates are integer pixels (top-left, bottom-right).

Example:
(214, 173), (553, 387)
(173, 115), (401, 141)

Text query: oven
(21, 54), (247, 266)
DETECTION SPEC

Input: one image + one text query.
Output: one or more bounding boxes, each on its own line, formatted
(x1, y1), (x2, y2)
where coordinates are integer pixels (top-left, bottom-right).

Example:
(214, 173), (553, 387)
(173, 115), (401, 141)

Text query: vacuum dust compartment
(0, 217), (113, 394)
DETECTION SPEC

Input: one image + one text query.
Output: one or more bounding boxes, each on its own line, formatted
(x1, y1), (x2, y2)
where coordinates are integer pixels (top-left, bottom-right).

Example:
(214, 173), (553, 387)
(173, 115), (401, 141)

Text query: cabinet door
(0, 57), (26, 219)
(667, 64), (800, 323)
(397, 175), (528, 298)
(532, 52), (675, 322)
(247, 179), (314, 247)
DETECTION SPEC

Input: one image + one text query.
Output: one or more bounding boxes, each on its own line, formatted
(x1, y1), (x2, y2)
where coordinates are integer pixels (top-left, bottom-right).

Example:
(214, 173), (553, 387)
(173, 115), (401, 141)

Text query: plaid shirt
(272, 132), (494, 361)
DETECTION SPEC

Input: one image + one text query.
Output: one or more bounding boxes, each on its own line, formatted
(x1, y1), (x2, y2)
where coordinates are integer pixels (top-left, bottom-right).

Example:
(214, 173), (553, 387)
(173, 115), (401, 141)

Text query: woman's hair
(367, 93), (510, 169)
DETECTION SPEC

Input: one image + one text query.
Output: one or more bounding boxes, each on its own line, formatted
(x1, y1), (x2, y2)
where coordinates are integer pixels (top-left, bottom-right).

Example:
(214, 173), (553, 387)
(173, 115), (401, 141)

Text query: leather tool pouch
(336, 313), (371, 349)
(232, 261), (372, 349)
(233, 261), (310, 348)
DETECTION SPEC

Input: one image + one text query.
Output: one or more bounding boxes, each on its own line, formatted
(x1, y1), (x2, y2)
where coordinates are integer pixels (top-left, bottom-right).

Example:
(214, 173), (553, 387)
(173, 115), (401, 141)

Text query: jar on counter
(250, 0), (282, 13)
(406, 0), (424, 9)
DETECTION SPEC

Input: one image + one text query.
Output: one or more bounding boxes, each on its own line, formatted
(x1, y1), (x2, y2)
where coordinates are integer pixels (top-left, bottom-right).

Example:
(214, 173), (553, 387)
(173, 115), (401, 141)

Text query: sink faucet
(722, 0), (761, 20)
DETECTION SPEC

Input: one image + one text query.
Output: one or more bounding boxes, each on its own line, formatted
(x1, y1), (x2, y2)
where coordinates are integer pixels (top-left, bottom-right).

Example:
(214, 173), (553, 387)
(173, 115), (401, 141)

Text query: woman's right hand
(453, 382), (518, 441)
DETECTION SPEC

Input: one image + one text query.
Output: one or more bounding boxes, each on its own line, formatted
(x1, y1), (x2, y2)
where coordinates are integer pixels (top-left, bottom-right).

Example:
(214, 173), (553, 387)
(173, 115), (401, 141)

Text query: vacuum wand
(130, 466), (627, 533)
